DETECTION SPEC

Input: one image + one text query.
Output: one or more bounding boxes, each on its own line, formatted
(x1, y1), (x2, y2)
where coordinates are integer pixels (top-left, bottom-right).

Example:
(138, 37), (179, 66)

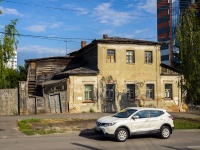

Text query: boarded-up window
(31, 62), (36, 69)
(107, 50), (115, 63)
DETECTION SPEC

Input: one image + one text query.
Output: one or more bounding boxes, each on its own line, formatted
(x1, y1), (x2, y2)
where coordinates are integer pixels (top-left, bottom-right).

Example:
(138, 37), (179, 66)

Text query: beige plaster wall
(68, 76), (99, 113)
(97, 43), (162, 111)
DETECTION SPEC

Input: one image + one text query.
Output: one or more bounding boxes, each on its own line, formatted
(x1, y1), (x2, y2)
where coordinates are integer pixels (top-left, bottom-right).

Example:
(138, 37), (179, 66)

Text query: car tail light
(168, 116), (173, 120)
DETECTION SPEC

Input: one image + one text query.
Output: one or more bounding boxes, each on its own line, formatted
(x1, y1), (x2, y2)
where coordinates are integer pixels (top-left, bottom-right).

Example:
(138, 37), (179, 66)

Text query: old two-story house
(21, 34), (184, 114)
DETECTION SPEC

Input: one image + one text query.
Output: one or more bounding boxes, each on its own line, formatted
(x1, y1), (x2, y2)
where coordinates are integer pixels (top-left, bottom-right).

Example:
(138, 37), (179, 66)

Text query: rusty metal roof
(55, 66), (98, 76)
(25, 56), (73, 63)
(94, 37), (161, 45)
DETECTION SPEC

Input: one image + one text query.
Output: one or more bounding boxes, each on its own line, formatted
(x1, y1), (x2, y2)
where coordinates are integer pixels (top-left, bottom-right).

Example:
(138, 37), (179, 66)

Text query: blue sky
(0, 0), (157, 67)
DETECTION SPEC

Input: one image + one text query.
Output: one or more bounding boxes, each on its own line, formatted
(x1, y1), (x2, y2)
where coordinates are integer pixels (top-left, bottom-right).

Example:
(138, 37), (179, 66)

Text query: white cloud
(18, 45), (66, 55)
(94, 3), (132, 26)
(0, 6), (22, 16)
(63, 4), (89, 15)
(135, 28), (149, 34)
(127, 4), (134, 8)
(23, 25), (47, 33)
(49, 22), (62, 28)
(137, 0), (156, 14)
(0, 24), (4, 29)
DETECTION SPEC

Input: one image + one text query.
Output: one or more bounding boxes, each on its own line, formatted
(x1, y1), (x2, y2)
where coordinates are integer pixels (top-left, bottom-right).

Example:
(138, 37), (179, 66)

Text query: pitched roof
(68, 36), (161, 56)
(55, 66), (98, 76)
(25, 56), (73, 63)
(94, 37), (161, 45)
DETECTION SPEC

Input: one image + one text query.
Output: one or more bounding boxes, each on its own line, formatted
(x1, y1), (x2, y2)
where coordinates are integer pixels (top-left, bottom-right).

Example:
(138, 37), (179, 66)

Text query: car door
(149, 110), (165, 133)
(131, 110), (150, 134)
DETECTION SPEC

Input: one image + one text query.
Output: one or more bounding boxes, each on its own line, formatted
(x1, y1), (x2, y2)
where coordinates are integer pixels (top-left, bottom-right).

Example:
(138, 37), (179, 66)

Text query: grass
(18, 118), (96, 135)
(17, 117), (200, 135)
(174, 117), (200, 129)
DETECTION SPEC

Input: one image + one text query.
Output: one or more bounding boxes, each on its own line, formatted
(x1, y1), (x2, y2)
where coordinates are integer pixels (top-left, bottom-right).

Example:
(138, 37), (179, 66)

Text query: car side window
(150, 110), (164, 118)
(134, 110), (149, 118)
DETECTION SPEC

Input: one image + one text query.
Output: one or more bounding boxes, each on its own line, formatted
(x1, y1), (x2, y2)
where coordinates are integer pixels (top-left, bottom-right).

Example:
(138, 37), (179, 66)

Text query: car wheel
(115, 128), (128, 142)
(160, 126), (170, 139)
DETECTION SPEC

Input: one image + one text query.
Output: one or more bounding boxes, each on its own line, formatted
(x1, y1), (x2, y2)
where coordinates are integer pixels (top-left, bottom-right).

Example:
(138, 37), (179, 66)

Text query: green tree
(4, 68), (20, 88)
(0, 3), (20, 88)
(175, 4), (200, 105)
(18, 63), (28, 81)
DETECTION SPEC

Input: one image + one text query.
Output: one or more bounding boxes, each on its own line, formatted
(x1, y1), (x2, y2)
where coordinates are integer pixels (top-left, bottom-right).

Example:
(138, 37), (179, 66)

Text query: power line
(1, 31), (177, 43)
(3, 0), (200, 12)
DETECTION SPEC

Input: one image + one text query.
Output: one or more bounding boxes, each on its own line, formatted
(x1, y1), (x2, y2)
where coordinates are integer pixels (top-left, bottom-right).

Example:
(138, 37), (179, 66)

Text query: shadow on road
(79, 129), (115, 142)
(79, 128), (161, 142)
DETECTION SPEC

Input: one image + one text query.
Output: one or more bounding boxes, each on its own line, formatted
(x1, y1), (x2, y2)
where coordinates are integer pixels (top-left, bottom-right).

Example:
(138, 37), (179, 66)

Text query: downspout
(156, 45), (159, 108)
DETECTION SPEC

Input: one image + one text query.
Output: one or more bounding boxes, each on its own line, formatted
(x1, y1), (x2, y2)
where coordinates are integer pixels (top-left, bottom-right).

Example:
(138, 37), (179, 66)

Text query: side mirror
(132, 115), (139, 120)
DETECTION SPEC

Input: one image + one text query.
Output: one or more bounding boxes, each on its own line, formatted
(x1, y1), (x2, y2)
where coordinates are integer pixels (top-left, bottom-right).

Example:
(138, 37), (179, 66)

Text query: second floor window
(146, 84), (154, 99)
(126, 50), (135, 63)
(107, 50), (115, 63)
(145, 51), (152, 63)
(84, 85), (93, 101)
(106, 84), (115, 101)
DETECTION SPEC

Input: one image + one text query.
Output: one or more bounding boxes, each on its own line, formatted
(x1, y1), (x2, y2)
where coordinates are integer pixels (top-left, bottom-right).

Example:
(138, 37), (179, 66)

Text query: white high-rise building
(6, 50), (17, 69)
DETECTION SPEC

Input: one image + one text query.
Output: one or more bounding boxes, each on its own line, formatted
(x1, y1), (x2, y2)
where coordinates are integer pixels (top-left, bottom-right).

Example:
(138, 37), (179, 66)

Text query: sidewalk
(0, 112), (199, 139)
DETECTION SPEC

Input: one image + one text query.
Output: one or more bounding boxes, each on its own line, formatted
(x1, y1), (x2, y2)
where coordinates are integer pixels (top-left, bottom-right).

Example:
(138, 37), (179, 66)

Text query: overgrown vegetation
(174, 3), (200, 105)
(0, 2), (27, 89)
(18, 117), (200, 135)
(18, 118), (96, 135)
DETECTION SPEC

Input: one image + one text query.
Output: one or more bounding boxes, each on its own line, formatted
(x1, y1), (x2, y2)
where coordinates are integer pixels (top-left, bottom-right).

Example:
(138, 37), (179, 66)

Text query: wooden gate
(50, 94), (61, 113)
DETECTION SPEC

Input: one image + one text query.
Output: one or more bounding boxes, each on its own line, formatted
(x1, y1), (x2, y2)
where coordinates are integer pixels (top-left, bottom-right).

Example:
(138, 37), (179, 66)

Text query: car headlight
(104, 123), (116, 127)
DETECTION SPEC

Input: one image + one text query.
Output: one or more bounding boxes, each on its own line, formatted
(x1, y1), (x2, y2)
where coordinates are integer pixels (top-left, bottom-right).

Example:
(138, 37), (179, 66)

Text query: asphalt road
(0, 112), (200, 150)
(0, 130), (200, 150)
(0, 112), (200, 139)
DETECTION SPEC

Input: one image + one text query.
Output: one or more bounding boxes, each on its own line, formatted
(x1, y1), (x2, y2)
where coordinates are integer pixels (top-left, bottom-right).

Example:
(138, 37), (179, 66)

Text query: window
(134, 110), (149, 118)
(161, 55), (169, 61)
(107, 50), (115, 63)
(126, 50), (135, 63)
(84, 85), (93, 101)
(150, 110), (164, 118)
(165, 84), (172, 99)
(127, 84), (135, 100)
(145, 51), (152, 63)
(146, 84), (154, 99)
(106, 84), (115, 101)
(30, 62), (36, 69)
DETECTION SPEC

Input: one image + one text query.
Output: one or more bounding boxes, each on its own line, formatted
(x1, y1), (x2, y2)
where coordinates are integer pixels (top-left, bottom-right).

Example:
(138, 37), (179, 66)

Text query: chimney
(103, 34), (108, 39)
(81, 41), (87, 48)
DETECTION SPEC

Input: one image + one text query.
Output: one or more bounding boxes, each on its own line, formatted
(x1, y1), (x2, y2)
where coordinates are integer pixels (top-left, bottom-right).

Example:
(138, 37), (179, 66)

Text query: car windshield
(113, 109), (137, 118)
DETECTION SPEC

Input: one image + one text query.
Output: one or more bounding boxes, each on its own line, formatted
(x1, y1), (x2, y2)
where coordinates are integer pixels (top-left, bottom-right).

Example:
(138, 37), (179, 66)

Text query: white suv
(95, 107), (174, 142)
